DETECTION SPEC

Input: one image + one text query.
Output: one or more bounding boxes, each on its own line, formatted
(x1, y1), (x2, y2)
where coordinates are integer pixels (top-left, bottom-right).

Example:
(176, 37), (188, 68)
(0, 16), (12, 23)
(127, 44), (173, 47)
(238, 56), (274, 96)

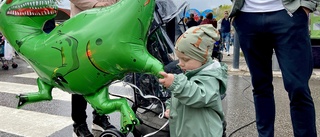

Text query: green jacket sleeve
(301, 0), (319, 12)
(165, 98), (171, 110)
(168, 73), (221, 108)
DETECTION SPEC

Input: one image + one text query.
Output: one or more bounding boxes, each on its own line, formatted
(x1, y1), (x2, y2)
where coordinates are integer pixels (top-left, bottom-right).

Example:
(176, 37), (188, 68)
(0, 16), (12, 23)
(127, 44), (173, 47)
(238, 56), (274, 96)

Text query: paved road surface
(0, 57), (319, 137)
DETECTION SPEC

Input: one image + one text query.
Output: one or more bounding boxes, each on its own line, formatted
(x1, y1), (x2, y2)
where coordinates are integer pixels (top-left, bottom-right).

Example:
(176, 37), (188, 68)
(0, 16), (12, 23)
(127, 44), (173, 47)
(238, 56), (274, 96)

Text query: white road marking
(0, 106), (73, 137)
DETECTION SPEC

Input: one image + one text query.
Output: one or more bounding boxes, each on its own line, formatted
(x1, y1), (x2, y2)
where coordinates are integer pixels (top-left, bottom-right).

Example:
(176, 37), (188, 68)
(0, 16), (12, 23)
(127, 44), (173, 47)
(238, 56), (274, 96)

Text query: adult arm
(70, 0), (98, 11)
(70, 0), (118, 10)
(301, 0), (319, 13)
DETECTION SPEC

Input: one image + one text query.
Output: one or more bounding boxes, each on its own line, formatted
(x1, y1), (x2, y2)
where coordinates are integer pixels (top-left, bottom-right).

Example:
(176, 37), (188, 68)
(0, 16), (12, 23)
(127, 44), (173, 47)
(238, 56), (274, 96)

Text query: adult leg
(220, 33), (226, 51)
(92, 110), (116, 131)
(234, 12), (275, 137)
(72, 94), (93, 137)
(270, 8), (316, 137)
(72, 94), (88, 124)
(224, 32), (231, 55)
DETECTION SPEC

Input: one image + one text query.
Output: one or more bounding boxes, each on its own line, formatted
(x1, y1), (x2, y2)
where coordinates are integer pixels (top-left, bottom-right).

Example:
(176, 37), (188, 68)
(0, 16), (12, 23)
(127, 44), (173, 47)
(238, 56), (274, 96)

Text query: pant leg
(220, 33), (226, 51)
(224, 32), (230, 53)
(269, 8), (316, 137)
(72, 94), (88, 124)
(233, 12), (275, 137)
(234, 9), (317, 137)
(4, 40), (14, 60)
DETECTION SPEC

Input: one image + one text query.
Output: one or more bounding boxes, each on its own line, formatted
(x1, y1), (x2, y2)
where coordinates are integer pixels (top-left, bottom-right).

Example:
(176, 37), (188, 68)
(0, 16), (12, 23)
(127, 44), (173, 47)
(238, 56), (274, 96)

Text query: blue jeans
(233, 8), (317, 137)
(221, 32), (230, 53)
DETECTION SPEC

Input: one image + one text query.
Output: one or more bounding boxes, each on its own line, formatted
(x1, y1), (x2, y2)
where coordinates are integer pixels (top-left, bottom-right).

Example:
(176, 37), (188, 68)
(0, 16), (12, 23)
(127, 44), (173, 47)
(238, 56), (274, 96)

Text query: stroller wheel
(12, 63), (18, 68)
(2, 64), (8, 70)
(99, 129), (125, 137)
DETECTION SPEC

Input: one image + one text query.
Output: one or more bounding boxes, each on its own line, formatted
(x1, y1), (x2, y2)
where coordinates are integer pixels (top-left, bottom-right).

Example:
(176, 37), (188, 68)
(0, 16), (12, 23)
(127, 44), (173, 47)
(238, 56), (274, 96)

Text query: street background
(0, 51), (319, 137)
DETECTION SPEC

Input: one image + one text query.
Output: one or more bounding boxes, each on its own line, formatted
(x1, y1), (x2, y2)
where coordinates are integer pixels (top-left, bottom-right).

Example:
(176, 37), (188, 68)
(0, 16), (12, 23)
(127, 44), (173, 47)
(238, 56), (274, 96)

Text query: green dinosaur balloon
(0, 0), (164, 133)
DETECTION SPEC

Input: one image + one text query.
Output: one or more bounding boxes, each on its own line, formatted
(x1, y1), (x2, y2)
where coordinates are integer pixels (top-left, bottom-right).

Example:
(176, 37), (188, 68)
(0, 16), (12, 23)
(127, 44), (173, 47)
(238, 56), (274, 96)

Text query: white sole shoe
(92, 123), (104, 132)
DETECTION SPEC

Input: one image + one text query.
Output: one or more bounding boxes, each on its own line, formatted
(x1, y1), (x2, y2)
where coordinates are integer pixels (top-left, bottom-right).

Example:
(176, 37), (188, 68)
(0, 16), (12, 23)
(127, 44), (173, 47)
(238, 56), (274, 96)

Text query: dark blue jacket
(220, 18), (230, 33)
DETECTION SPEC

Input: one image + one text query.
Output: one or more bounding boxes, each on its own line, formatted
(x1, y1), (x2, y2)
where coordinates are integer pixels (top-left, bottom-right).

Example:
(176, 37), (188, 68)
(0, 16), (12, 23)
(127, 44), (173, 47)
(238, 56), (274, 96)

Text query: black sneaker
(92, 114), (116, 131)
(73, 123), (93, 137)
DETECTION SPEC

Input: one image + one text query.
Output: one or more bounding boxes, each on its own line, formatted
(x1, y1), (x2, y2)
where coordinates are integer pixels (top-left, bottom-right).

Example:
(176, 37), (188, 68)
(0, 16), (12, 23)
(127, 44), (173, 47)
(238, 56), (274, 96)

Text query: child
(159, 24), (228, 137)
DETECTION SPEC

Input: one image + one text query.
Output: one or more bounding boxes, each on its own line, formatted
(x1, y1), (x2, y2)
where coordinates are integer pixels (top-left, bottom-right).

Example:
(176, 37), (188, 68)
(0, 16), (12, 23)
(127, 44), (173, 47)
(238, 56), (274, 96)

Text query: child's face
(176, 50), (202, 72)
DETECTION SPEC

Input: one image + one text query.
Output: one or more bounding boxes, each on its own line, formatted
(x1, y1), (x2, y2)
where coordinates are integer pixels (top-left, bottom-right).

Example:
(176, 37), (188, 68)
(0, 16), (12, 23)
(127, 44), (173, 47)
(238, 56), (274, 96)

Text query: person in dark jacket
(200, 13), (217, 28)
(197, 15), (203, 25)
(220, 11), (231, 56)
(186, 13), (198, 28)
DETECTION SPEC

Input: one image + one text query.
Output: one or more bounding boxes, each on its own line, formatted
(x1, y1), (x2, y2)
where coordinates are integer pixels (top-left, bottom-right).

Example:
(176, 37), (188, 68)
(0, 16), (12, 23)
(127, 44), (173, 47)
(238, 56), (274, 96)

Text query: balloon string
(143, 120), (169, 137)
(111, 80), (168, 136)
(120, 81), (165, 119)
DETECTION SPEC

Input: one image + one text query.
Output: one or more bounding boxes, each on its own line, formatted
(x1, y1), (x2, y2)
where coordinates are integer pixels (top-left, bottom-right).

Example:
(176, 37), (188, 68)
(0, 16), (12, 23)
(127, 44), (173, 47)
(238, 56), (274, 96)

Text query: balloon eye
(6, 0), (13, 4)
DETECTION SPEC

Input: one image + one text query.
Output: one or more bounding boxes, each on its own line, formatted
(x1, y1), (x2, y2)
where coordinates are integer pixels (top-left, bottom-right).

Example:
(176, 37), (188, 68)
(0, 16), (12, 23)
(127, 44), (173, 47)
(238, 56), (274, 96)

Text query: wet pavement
(0, 54), (319, 137)
(223, 53), (320, 137)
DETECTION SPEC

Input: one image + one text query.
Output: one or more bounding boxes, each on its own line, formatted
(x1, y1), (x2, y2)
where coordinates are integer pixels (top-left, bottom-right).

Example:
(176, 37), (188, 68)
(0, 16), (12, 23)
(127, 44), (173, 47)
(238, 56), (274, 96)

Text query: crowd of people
(185, 11), (233, 56)
(185, 13), (218, 28)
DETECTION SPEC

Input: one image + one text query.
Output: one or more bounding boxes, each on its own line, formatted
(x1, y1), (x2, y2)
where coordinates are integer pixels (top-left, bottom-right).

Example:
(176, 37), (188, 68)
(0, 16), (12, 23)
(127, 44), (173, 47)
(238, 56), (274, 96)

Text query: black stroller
(210, 29), (223, 62)
(212, 39), (223, 62)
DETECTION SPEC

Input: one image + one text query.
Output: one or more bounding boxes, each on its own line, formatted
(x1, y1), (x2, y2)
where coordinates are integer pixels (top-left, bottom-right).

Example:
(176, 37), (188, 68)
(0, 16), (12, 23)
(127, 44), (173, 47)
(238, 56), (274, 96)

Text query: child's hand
(164, 109), (170, 118)
(159, 72), (174, 88)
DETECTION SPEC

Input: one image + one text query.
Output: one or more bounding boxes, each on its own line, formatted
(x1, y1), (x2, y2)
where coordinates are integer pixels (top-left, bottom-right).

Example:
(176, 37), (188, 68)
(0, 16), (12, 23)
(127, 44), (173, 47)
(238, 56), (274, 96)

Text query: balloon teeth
(6, 9), (57, 16)
(6, 0), (58, 16)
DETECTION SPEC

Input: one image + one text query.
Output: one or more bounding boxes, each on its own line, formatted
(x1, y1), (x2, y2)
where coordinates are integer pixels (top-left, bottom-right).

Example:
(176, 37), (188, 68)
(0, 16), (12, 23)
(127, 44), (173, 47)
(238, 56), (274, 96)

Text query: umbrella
(201, 9), (216, 18)
(185, 8), (201, 21)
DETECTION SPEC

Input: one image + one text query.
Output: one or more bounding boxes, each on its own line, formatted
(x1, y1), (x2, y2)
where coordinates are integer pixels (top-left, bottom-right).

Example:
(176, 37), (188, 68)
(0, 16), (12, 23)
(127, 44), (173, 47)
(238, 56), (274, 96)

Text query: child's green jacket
(166, 59), (228, 137)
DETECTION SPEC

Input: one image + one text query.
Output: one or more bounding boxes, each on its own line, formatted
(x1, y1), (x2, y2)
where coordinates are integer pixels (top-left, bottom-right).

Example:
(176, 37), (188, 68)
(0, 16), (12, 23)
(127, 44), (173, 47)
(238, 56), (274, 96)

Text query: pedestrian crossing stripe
(0, 105), (73, 137)
(0, 81), (71, 102)
(0, 81), (135, 101)
(13, 72), (38, 79)
(0, 80), (135, 137)
(12, 72), (135, 100)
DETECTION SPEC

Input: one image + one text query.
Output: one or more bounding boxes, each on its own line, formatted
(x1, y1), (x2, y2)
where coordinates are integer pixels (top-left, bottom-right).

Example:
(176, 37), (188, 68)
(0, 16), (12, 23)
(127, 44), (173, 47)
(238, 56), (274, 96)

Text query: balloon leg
(16, 78), (53, 108)
(84, 87), (139, 133)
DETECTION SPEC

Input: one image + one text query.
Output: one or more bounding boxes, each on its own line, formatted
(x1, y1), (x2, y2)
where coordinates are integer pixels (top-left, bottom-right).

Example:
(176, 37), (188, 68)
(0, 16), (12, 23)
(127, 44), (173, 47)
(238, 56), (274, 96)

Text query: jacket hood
(185, 59), (228, 95)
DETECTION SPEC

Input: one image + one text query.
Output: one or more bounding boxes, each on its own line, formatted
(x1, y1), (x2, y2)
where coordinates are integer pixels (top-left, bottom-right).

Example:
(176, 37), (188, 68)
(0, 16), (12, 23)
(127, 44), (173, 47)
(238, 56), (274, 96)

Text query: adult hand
(159, 71), (174, 88)
(302, 7), (311, 15)
(93, 1), (113, 8)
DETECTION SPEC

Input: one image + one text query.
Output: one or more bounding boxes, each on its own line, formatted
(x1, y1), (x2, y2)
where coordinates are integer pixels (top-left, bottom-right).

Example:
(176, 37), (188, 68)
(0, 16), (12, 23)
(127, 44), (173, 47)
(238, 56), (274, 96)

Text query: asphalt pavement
(222, 51), (320, 137)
